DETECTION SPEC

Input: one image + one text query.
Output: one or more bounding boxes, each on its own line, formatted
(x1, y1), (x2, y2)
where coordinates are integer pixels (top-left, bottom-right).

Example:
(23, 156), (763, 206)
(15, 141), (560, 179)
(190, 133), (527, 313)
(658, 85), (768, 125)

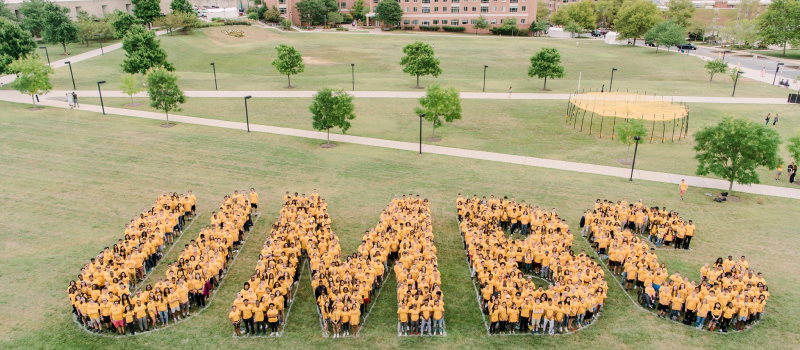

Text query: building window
(279, 8), (286, 14)
(341, 2), (346, 7)
(462, 19), (468, 24)
(405, 6), (409, 11)
(404, 19), (410, 24)
(471, 6), (475, 10)
(433, 19), (439, 24)
(451, 6), (459, 12)
(500, 6), (504, 11)
(450, 19), (458, 25)
(520, 18), (525, 24)
(521, 5), (525, 10)
(509, 6), (516, 12)
(422, 20), (430, 25)
(493, 6), (497, 11)
(500, 18), (503, 23)
(413, 19), (419, 24)
(480, 5), (488, 12)
(444, 6), (448, 11)
(434, 6), (438, 11)
(422, 0), (430, 3)
(422, 7), (430, 12)
(491, 18), (497, 23)
(414, 6), (418, 10)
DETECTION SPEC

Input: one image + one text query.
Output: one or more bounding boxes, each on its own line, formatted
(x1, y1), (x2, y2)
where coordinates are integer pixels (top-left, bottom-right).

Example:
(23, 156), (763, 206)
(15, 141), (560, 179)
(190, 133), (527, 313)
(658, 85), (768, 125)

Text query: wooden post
(589, 112), (595, 134)
(600, 114), (605, 138)
(580, 110), (587, 131)
(672, 114), (677, 142)
(650, 118), (655, 143)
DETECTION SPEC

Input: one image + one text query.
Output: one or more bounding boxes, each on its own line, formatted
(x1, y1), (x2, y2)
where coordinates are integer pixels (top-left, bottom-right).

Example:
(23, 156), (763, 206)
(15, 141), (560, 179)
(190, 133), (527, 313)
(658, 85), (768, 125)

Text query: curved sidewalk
(2, 91), (798, 200)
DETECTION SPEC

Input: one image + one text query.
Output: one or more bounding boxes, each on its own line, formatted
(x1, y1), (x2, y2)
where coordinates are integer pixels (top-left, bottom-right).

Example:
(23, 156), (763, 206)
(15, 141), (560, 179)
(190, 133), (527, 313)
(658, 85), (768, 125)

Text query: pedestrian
(765, 113), (770, 125)
(788, 162), (797, 183)
(775, 164), (782, 181)
(761, 67), (766, 77)
(67, 92), (74, 109)
(679, 179), (688, 201)
(72, 92), (79, 108)
(772, 114), (778, 127)
(508, 86), (512, 98)
(576, 41), (579, 47)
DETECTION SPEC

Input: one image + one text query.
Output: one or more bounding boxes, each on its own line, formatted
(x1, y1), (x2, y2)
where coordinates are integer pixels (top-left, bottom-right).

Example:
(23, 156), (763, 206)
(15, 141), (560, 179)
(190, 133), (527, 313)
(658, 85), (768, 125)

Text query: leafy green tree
(120, 73), (143, 103)
(498, 17), (519, 36)
(132, 0), (162, 27)
(326, 11), (343, 25)
(729, 66), (743, 82)
(8, 54), (53, 107)
(42, 2), (79, 55)
(704, 59), (728, 82)
(564, 21), (583, 37)
(400, 41), (441, 88)
(375, 0), (403, 27)
(121, 25), (175, 74)
(596, 0), (620, 29)
(550, 6), (570, 26)
(296, 0), (327, 25)
(615, 0), (661, 45)
(722, 19), (759, 52)
(0, 17), (36, 74)
(616, 120), (648, 160)
(322, 0), (338, 13)
(281, 19), (292, 30)
(694, 117), (782, 192)
(529, 19), (548, 37)
(19, 0), (48, 37)
(310, 88), (356, 146)
(0, 0), (16, 21)
(76, 16), (97, 46)
(263, 7), (281, 22)
(567, 1), (596, 31)
(110, 10), (139, 38)
(527, 47), (566, 90)
(146, 67), (186, 125)
(687, 8), (716, 42)
(414, 84), (462, 139)
(170, 0), (193, 13)
(758, 0), (800, 56)
(154, 12), (199, 34)
(644, 19), (685, 52)
(536, 1), (550, 20)
(788, 131), (800, 165)
(473, 15), (489, 35)
(352, 0), (366, 22)
(666, 0), (694, 27)
(272, 44), (305, 87)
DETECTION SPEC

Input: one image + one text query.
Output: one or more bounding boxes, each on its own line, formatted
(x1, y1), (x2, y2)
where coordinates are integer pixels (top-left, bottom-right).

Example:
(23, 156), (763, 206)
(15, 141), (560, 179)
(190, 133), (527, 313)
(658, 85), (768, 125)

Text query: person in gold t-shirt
(229, 305), (242, 336)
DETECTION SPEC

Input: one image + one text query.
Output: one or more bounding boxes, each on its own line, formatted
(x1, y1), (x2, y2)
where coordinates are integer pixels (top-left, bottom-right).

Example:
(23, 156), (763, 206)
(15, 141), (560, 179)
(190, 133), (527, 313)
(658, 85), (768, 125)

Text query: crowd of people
(582, 199), (696, 250)
(584, 199), (768, 332)
(457, 194), (608, 335)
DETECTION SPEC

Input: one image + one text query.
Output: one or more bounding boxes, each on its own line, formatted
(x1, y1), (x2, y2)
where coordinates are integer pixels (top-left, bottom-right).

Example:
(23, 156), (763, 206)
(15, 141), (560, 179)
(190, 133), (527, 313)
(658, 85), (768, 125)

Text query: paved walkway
(2, 90), (798, 200)
(39, 89), (790, 104)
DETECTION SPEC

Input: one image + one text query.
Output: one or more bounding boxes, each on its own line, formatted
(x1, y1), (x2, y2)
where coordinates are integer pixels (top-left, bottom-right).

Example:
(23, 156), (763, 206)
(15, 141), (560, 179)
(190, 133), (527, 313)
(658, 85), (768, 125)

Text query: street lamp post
(483, 65), (488, 92)
(65, 61), (76, 90)
(244, 95), (252, 132)
(419, 113), (425, 154)
(629, 135), (640, 181)
(722, 50), (731, 61)
(95, 34), (104, 55)
(97, 81), (107, 115)
(732, 71), (743, 97)
(39, 47), (50, 65)
(609, 68), (617, 92)
(210, 62), (218, 90)
(773, 62), (784, 85)
(351, 63), (355, 91)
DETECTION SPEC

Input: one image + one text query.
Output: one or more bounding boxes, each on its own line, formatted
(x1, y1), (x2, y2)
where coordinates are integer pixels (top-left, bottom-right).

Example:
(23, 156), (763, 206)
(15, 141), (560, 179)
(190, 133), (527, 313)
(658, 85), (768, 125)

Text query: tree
(170, 0), (193, 13)
(788, 131), (800, 165)
(473, 15), (489, 35)
(120, 73), (143, 104)
(529, 19), (548, 37)
(0, 18), (36, 74)
(758, 0), (800, 56)
(729, 66), (743, 82)
(296, 0), (327, 25)
(154, 11), (199, 35)
(615, 0), (661, 45)
(8, 54), (53, 107)
(352, 0), (366, 22)
(413, 84), (462, 140)
(722, 19), (759, 52)
(564, 21), (583, 38)
(694, 118), (782, 192)
(272, 44), (305, 87)
(326, 11), (343, 25)
(146, 67), (186, 125)
(536, 1), (550, 20)
(310, 88), (356, 146)
(375, 0), (403, 27)
(497, 17), (519, 36)
(110, 10), (139, 38)
(567, 1), (597, 31)
(687, 8), (716, 42)
(644, 19), (685, 52)
(121, 25), (175, 74)
(704, 59), (728, 82)
(263, 7), (281, 22)
(596, 0), (619, 29)
(42, 2), (79, 55)
(616, 120), (648, 160)
(527, 47), (566, 90)
(131, 0), (162, 27)
(400, 41), (442, 88)
(550, 6), (570, 26)
(666, 0), (694, 27)
(322, 0), (338, 13)
(281, 19), (292, 30)
(18, 0), (48, 37)
(0, 0), (16, 21)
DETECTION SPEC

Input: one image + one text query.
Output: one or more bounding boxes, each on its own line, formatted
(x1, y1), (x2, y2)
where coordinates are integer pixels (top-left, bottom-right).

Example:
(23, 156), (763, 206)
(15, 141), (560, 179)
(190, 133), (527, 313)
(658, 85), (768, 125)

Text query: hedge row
(419, 25), (440, 31)
(442, 26), (465, 32)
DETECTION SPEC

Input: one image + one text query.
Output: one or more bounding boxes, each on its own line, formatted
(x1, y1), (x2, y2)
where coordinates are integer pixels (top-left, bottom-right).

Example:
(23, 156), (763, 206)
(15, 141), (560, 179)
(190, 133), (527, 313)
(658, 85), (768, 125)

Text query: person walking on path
(772, 114), (778, 127)
(67, 93), (74, 109)
(765, 113), (770, 125)
(775, 164), (783, 181)
(680, 179), (688, 200)
(72, 92), (80, 108)
(508, 86), (512, 98)
(788, 162), (797, 184)
(761, 67), (766, 77)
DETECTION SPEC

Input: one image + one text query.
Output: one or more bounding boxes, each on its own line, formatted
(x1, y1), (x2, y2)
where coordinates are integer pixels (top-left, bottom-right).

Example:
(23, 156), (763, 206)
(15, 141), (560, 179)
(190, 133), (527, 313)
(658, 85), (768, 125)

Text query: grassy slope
(26, 27), (790, 97)
(0, 101), (798, 350)
(85, 96), (800, 189)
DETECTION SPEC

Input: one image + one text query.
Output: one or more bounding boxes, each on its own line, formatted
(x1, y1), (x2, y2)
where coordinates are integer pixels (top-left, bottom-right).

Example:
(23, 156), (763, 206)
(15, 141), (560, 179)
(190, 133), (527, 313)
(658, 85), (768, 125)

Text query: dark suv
(675, 43), (697, 50)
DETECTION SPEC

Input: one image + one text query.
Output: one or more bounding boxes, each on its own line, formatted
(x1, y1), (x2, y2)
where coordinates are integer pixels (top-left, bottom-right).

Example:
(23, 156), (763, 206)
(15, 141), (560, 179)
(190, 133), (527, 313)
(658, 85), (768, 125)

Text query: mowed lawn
(86, 96), (800, 189)
(0, 101), (798, 350)
(23, 26), (790, 97)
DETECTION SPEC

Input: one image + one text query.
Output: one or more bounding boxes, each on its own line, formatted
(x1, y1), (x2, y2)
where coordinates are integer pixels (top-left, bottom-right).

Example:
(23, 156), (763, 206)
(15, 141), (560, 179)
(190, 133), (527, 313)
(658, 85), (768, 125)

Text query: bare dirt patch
(302, 56), (335, 65)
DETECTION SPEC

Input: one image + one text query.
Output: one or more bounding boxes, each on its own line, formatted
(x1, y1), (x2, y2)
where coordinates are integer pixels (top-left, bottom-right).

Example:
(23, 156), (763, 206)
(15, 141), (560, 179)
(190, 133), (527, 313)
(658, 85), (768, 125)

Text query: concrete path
(2, 90), (798, 200)
(39, 89), (789, 104)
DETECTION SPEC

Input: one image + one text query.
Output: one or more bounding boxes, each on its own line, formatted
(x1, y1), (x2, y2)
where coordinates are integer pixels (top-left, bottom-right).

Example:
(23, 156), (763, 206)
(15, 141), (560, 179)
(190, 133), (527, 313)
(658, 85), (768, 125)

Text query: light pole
(419, 113), (425, 154)
(351, 63), (355, 91)
(95, 34), (104, 55)
(97, 81), (107, 115)
(722, 50), (731, 61)
(65, 61), (75, 90)
(210, 62), (218, 90)
(609, 68), (617, 92)
(39, 46), (50, 65)
(773, 62), (784, 85)
(244, 95), (252, 132)
(732, 70), (743, 97)
(629, 135), (640, 181)
(483, 65), (488, 92)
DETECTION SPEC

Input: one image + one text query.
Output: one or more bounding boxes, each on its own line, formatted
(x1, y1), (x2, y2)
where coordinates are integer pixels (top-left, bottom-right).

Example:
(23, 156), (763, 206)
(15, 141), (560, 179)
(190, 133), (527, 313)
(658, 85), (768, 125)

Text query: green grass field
(83, 96), (800, 189)
(35, 38), (122, 62)
(17, 26), (790, 97)
(0, 101), (799, 350)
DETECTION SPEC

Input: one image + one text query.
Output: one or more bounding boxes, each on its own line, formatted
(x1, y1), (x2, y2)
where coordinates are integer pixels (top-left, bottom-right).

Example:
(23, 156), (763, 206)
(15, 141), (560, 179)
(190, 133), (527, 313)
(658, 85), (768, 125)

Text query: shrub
(403, 25), (415, 30)
(442, 25), (465, 32)
(223, 20), (251, 26)
(419, 25), (440, 31)
(335, 27), (349, 31)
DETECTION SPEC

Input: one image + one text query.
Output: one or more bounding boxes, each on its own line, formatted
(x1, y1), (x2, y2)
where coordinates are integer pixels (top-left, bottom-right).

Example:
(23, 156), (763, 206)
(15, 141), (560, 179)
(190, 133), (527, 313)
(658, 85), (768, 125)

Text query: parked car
(675, 43), (697, 50)
(645, 41), (656, 47)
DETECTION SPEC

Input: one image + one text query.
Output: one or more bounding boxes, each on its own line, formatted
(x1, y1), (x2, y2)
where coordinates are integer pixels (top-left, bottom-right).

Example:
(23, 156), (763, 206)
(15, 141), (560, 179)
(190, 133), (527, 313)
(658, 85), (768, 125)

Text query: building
(5, 0), (171, 20)
(264, 0), (538, 33)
